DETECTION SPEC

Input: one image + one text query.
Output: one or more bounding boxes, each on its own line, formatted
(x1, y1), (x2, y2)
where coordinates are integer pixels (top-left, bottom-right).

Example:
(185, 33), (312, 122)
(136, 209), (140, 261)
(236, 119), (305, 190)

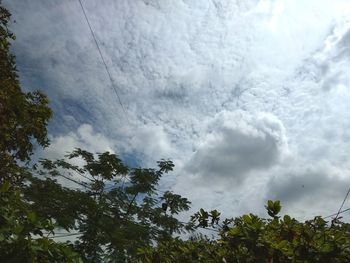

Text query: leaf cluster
(0, 1), (52, 184)
(146, 201), (350, 263)
(31, 149), (191, 262)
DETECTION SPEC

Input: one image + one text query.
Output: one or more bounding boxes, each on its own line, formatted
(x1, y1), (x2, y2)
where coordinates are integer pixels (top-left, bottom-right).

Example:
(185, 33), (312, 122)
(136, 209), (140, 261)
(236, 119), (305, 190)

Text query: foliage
(28, 149), (191, 262)
(144, 200), (350, 262)
(0, 1), (52, 184)
(0, 180), (81, 263)
(0, 2), (78, 261)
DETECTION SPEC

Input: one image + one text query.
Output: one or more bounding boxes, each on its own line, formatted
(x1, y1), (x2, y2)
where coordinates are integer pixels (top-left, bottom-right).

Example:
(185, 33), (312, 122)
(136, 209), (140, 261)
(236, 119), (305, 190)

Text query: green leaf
(0, 180), (11, 192)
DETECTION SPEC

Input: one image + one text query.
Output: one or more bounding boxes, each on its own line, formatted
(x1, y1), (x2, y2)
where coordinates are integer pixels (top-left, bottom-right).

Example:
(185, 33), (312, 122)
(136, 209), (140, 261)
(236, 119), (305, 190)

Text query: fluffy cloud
(5, 0), (350, 220)
(42, 124), (115, 159)
(127, 124), (175, 165)
(185, 111), (288, 185)
(33, 124), (116, 188)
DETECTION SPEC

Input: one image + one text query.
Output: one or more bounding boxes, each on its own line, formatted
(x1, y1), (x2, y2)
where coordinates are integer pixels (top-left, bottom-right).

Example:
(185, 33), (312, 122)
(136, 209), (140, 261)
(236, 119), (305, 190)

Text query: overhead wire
(334, 186), (350, 220)
(77, 0), (129, 122)
(324, 207), (350, 220)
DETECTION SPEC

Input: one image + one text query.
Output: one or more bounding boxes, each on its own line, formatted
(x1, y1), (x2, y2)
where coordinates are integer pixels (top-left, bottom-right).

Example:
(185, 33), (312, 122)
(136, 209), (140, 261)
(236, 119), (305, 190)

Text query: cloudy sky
(5, 0), (350, 221)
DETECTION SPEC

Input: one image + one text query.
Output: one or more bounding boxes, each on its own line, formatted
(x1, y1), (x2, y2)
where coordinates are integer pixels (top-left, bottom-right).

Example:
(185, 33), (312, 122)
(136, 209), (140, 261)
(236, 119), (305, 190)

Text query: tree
(143, 201), (350, 263)
(0, 2), (52, 184)
(0, 3), (79, 261)
(0, 4), (191, 261)
(0, 180), (81, 262)
(27, 149), (191, 262)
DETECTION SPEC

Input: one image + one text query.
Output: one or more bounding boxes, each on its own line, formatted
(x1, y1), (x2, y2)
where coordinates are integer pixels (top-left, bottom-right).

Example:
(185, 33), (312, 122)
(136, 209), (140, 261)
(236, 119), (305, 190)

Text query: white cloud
(36, 124), (116, 188)
(43, 124), (115, 159)
(128, 123), (174, 164)
(5, 0), (350, 220)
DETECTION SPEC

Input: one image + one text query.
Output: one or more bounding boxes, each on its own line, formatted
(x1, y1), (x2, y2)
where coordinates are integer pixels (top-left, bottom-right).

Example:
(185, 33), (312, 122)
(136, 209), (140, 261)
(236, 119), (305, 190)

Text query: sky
(5, 0), (350, 221)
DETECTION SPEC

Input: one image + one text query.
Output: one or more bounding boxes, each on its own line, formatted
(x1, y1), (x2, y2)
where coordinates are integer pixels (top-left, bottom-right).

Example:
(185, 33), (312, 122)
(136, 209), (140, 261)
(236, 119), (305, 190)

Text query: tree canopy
(0, 3), (52, 184)
(29, 149), (191, 262)
(142, 201), (350, 262)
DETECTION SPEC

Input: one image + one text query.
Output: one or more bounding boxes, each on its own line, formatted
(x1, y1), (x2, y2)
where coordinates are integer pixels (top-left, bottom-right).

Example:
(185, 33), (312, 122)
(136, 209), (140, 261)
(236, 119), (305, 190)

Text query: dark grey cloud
(264, 165), (350, 220)
(267, 170), (348, 204)
(185, 111), (287, 184)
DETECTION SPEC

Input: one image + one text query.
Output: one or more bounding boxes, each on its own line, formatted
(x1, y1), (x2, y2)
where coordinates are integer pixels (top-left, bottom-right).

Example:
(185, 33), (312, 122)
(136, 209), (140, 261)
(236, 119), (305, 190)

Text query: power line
(77, 0), (129, 122)
(324, 207), (350, 220)
(334, 187), (350, 220)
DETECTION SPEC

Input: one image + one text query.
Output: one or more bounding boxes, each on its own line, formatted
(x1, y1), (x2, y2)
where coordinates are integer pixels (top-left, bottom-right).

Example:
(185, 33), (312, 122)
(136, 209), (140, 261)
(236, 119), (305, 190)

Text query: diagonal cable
(324, 207), (350, 220)
(77, 0), (129, 121)
(334, 187), (350, 220)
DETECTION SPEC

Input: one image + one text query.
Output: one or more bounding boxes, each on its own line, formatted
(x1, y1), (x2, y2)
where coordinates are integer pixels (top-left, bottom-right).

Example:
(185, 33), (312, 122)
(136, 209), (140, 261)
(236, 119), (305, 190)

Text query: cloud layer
(5, 0), (350, 220)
